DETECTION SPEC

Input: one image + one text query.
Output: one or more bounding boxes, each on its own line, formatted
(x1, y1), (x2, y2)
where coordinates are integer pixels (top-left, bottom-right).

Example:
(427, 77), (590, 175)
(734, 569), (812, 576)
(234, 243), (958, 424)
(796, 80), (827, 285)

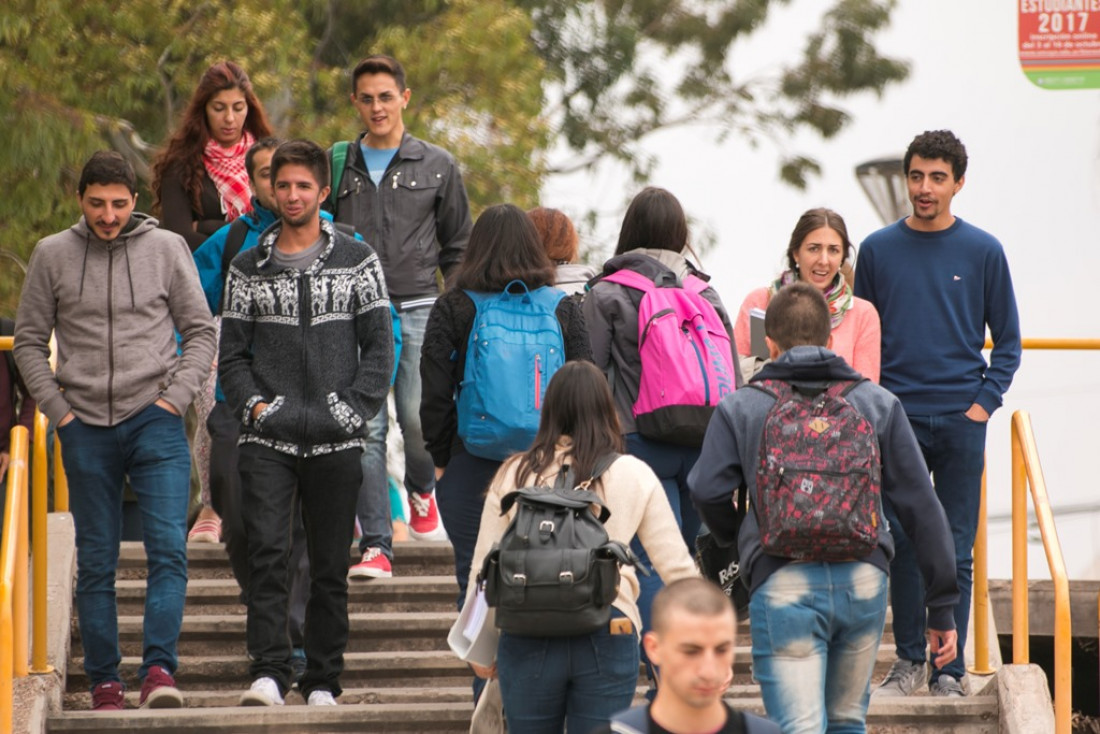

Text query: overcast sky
(544, 1), (1100, 579)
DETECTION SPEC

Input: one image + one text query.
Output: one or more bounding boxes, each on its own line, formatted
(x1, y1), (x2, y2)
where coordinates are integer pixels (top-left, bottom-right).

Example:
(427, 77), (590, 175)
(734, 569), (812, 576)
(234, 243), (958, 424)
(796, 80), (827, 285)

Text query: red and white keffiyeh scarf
(203, 130), (255, 220)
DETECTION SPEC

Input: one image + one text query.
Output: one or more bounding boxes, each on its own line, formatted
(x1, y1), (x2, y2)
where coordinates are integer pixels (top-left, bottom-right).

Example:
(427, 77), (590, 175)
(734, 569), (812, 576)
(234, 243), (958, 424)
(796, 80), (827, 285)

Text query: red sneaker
(347, 547), (393, 580)
(408, 492), (447, 541)
(91, 681), (124, 711)
(139, 665), (183, 708)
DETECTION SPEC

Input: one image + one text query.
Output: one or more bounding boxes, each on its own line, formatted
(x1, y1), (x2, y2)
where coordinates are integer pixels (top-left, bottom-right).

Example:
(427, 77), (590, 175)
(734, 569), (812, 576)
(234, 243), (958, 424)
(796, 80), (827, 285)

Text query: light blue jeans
(750, 561), (888, 734)
(59, 403), (191, 687)
(356, 306), (435, 557)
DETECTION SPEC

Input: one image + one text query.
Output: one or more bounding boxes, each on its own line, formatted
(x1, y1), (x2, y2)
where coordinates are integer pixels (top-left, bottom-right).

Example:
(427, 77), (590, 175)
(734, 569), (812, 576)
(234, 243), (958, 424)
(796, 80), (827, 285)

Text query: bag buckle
(512, 573), (527, 585)
(539, 520), (555, 537)
(559, 571), (574, 582)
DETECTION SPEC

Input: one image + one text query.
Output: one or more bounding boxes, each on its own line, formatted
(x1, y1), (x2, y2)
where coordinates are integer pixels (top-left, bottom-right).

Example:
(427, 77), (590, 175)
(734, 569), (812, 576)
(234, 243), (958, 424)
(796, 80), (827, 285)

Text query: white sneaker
(307, 689), (338, 706)
(239, 676), (284, 706)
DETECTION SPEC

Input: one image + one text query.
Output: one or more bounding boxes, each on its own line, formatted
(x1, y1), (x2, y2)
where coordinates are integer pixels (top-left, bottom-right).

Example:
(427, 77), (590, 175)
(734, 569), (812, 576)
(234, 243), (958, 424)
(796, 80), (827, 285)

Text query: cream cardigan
(465, 441), (700, 636)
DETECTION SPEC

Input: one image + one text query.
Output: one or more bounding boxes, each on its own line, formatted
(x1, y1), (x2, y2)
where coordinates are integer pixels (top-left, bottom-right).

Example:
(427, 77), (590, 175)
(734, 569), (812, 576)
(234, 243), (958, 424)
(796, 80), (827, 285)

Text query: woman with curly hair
(152, 60), (273, 251)
(152, 61), (273, 545)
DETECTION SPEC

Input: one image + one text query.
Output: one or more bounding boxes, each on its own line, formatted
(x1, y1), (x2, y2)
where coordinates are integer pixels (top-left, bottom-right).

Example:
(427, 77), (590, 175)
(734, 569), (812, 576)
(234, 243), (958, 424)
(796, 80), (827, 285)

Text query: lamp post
(854, 157), (908, 225)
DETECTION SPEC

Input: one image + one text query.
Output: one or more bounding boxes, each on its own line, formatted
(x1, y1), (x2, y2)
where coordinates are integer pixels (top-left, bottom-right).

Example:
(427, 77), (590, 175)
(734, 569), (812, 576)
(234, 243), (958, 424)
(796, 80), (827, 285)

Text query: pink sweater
(734, 286), (881, 383)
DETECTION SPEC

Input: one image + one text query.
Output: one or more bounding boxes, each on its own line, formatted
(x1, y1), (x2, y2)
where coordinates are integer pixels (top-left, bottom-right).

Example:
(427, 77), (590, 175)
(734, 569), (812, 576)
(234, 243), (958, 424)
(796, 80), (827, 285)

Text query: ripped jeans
(750, 561), (888, 734)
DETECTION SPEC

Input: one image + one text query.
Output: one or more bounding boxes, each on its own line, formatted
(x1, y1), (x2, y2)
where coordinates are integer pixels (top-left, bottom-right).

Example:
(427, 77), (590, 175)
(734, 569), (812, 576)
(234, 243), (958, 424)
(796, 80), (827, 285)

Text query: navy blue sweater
(853, 218), (1020, 416)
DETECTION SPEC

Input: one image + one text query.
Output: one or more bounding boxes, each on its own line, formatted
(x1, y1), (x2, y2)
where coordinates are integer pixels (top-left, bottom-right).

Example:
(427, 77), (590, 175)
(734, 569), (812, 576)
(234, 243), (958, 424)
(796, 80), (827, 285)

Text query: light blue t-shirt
(360, 144), (399, 187)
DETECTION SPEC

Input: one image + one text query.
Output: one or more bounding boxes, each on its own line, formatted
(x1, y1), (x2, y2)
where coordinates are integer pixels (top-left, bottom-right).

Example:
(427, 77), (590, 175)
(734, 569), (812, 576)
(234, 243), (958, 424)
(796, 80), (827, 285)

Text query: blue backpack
(457, 280), (567, 461)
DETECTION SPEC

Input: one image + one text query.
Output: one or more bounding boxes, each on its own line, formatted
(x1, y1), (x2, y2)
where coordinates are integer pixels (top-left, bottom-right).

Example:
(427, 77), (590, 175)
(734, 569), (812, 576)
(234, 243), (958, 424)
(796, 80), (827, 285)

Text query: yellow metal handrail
(968, 460), (995, 674)
(0, 426), (30, 734)
(983, 337), (1100, 350)
(31, 411), (52, 674)
(1011, 411), (1071, 734)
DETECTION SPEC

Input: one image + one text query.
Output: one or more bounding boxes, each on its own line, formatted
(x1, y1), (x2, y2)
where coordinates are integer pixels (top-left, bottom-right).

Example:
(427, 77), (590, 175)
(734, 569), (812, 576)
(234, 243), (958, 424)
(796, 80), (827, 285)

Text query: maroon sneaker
(139, 665), (184, 708)
(91, 681), (124, 711)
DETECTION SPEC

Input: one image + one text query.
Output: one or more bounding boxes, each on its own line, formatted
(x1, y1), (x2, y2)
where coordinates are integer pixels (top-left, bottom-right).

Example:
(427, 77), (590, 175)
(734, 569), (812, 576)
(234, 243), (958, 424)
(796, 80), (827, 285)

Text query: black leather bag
(478, 454), (641, 637)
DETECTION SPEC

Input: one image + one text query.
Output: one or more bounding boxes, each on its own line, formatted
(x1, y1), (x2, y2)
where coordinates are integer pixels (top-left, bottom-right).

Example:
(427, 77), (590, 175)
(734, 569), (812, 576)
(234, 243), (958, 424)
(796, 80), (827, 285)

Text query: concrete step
(46, 702), (474, 733)
(66, 650), (477, 693)
(114, 575), (460, 615)
(64, 685), (477, 711)
(47, 693), (999, 733)
(66, 646), (904, 694)
(72, 611), (460, 656)
(116, 540), (458, 580)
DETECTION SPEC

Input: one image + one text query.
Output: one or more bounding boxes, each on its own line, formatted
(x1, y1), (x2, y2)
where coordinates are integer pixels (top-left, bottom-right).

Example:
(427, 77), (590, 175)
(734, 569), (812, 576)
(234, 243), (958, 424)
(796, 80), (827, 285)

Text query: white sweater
(466, 440), (699, 635)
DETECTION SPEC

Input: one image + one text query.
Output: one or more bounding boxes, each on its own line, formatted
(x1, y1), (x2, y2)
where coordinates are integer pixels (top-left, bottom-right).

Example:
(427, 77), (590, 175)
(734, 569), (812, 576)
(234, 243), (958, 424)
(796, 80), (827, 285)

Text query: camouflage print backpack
(751, 379), (882, 561)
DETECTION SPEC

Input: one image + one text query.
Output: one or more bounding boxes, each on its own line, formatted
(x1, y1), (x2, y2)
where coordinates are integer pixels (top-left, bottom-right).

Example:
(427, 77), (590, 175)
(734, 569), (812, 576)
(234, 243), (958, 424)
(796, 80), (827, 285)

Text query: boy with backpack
(688, 282), (959, 733)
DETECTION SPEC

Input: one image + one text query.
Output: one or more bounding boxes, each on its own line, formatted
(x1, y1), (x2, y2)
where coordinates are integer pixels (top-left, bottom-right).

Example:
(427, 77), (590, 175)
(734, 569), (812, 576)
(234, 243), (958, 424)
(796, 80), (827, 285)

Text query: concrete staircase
(46, 541), (1000, 733)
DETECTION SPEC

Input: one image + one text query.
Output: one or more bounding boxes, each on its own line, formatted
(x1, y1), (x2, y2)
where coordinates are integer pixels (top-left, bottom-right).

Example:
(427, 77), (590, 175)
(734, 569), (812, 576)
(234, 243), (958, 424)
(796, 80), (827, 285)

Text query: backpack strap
(221, 217), (251, 276)
(682, 273), (711, 295)
(326, 140), (352, 211)
(601, 268), (656, 293)
(218, 217), (252, 313)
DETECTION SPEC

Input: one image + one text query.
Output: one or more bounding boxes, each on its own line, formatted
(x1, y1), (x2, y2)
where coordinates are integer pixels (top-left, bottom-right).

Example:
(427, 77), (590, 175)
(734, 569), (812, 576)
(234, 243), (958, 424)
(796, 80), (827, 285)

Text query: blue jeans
(59, 403), (191, 687)
(885, 411), (986, 681)
(497, 614), (640, 734)
(624, 433), (702, 684)
(750, 562), (889, 734)
(357, 306), (435, 558)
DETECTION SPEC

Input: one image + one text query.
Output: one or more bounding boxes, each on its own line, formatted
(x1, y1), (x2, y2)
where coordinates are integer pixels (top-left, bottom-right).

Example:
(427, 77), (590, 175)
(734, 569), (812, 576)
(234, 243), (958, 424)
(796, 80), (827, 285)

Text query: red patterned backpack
(751, 379), (882, 561)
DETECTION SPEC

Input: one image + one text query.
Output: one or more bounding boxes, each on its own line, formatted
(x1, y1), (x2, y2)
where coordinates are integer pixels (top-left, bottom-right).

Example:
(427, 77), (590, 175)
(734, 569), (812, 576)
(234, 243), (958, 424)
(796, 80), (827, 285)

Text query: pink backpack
(602, 268), (736, 446)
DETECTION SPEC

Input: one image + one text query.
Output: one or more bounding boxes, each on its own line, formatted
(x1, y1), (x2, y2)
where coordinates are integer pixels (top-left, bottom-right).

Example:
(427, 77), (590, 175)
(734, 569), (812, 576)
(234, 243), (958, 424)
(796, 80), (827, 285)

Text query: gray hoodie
(14, 213), (216, 426)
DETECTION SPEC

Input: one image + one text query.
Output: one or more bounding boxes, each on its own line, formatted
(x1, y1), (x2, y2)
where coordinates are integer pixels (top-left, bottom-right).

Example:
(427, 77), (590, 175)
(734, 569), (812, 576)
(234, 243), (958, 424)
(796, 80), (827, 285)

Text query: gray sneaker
(873, 659), (927, 698)
(929, 673), (965, 697)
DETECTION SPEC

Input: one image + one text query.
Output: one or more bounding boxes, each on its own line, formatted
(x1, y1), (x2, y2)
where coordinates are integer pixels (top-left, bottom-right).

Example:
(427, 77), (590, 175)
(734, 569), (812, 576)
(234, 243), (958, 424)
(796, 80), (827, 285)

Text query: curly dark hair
(904, 130), (968, 180)
(151, 61), (274, 214)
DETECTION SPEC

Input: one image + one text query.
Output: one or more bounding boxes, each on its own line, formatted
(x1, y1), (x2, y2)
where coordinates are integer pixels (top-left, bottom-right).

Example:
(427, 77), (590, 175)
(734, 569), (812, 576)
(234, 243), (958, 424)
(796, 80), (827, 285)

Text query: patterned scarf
(768, 269), (853, 329)
(203, 130), (255, 220)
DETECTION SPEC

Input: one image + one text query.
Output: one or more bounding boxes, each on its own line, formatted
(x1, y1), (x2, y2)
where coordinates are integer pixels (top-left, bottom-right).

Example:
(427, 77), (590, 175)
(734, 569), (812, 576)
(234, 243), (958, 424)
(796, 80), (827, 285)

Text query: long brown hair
(454, 204), (555, 292)
(511, 361), (625, 490)
(151, 61), (273, 214)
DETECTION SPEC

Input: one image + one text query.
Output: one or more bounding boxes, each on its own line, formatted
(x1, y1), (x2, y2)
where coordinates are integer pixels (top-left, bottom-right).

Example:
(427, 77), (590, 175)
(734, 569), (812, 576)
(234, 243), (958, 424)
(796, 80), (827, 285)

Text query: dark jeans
(239, 443), (361, 697)
(624, 432), (702, 686)
(885, 411), (986, 681)
(433, 448), (501, 608)
(207, 402), (308, 646)
(497, 612), (640, 733)
(59, 403), (190, 686)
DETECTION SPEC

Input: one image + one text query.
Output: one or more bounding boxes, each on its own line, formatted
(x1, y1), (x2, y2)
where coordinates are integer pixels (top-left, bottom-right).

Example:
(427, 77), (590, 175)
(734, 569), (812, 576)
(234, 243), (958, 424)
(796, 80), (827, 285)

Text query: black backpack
(477, 453), (643, 637)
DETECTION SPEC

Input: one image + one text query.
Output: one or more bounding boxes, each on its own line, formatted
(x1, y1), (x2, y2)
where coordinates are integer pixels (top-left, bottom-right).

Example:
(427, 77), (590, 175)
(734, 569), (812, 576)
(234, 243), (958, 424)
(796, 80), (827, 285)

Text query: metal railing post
(31, 412), (52, 674)
(1011, 421), (1029, 663)
(969, 456), (994, 674)
(53, 435), (67, 512)
(12, 429), (28, 678)
(1011, 411), (1072, 734)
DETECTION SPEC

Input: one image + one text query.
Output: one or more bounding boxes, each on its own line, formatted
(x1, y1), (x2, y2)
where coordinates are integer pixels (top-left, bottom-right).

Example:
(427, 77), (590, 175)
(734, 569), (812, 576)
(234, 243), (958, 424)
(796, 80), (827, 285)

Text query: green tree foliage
(0, 0), (907, 288)
(520, 0), (909, 186)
